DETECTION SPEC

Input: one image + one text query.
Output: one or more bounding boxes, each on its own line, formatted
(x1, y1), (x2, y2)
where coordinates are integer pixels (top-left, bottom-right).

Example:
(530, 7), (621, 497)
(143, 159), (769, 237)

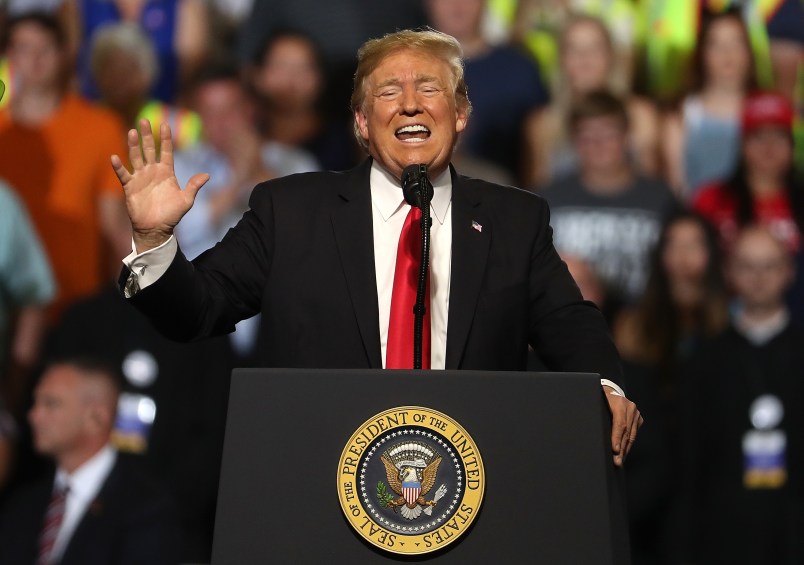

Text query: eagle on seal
(380, 452), (442, 520)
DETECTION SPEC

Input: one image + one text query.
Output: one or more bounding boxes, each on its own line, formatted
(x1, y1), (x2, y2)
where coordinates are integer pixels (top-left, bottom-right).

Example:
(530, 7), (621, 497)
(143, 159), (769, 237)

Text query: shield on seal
(402, 482), (421, 506)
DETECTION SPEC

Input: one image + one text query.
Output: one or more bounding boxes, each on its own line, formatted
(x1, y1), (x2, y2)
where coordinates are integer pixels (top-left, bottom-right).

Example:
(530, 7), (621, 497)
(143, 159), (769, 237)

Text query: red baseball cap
(742, 92), (794, 134)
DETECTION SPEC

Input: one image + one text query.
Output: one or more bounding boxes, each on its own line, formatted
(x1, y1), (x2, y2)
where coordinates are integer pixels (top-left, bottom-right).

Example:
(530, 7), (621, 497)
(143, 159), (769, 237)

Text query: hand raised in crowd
(605, 388), (643, 467)
(111, 120), (209, 253)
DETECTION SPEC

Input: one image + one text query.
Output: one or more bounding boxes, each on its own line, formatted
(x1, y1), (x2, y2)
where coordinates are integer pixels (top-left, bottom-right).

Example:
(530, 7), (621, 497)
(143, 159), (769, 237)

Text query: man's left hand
(604, 386), (643, 467)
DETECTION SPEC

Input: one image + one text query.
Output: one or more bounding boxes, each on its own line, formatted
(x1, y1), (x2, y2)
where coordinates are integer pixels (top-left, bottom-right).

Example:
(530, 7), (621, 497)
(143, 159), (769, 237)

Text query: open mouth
(395, 124), (431, 143)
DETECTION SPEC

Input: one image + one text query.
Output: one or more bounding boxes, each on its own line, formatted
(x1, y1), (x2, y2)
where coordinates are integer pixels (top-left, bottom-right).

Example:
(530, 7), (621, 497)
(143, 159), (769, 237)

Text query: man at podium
(112, 28), (642, 466)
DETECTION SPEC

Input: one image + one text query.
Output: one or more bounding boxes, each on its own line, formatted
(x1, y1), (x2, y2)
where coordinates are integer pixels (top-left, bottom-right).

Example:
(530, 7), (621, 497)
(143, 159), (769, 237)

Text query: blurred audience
(694, 91), (803, 255)
(248, 30), (355, 172)
(0, 357), (180, 565)
(523, 14), (659, 187)
(0, 13), (130, 323)
(426, 0), (548, 180)
(540, 90), (676, 304)
(61, 0), (209, 103)
(676, 226), (804, 564)
(662, 8), (757, 198)
(89, 22), (201, 150)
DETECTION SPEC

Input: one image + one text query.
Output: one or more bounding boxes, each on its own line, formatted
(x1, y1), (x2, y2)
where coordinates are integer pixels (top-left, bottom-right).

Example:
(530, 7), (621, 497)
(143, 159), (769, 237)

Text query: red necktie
(37, 484), (68, 565)
(386, 206), (430, 369)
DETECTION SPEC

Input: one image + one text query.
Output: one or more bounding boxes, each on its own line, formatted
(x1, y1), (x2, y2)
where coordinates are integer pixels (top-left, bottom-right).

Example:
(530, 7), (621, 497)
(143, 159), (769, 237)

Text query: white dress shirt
(370, 161), (452, 369)
(50, 445), (117, 562)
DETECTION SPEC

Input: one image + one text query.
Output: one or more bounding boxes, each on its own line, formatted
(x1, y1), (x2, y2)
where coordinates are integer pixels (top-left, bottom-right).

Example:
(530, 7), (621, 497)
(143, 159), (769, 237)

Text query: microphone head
(401, 164), (434, 209)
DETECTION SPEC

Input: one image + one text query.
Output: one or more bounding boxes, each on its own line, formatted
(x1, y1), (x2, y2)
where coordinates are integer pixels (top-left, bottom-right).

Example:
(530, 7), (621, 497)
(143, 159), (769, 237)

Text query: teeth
(396, 125), (430, 135)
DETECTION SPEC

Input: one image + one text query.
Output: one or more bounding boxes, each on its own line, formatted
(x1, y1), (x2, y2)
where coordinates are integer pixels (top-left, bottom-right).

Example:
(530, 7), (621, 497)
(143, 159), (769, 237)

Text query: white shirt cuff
(121, 236), (178, 297)
(600, 378), (626, 398)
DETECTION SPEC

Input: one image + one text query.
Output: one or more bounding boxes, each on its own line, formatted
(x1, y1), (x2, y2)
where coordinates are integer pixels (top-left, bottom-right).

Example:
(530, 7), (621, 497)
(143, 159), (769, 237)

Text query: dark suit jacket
(0, 454), (180, 565)
(123, 159), (623, 382)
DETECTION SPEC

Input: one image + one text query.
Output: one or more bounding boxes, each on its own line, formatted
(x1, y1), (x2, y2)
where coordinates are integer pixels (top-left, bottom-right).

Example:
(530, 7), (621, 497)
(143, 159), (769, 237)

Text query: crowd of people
(0, 0), (803, 563)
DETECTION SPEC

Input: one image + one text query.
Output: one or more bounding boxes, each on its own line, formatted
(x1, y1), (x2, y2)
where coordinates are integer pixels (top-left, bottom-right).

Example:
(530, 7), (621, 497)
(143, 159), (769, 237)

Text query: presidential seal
(337, 406), (485, 555)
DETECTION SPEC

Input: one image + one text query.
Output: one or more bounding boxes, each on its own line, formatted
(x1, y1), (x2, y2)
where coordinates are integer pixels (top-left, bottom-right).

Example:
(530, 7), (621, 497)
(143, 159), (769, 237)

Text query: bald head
(729, 226), (794, 312)
(29, 359), (121, 471)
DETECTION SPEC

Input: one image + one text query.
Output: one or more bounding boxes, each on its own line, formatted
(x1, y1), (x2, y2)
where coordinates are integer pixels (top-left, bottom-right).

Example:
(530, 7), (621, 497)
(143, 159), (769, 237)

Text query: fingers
(625, 411), (644, 459)
(606, 392), (643, 467)
(127, 128), (144, 170)
(613, 417), (628, 467)
(183, 173), (210, 204)
(110, 154), (132, 185)
(159, 122), (174, 167)
(140, 119), (157, 165)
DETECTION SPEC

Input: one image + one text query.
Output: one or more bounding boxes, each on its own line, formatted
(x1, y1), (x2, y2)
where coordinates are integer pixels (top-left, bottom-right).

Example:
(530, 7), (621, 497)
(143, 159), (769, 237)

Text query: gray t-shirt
(541, 174), (677, 302)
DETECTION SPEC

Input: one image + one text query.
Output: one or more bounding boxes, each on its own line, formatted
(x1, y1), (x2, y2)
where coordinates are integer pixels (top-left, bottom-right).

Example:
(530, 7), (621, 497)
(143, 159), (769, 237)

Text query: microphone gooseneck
(400, 164), (432, 370)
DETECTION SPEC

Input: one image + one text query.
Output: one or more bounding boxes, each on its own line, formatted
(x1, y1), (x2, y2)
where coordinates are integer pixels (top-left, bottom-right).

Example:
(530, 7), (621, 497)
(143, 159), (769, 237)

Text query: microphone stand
(413, 189), (432, 370)
(401, 164), (434, 370)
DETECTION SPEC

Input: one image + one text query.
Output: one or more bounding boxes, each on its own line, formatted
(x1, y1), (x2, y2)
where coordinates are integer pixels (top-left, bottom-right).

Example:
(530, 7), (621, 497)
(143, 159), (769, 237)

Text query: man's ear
(455, 105), (469, 134)
(355, 108), (370, 142)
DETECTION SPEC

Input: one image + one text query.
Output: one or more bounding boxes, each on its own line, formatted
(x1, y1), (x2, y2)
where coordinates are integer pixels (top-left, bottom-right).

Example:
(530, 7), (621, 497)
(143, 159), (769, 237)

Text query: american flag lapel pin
(471, 220), (482, 233)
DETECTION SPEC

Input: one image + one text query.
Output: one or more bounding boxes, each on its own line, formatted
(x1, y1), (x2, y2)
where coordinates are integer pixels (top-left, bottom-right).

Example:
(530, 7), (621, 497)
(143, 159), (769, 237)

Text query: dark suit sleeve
(121, 185), (276, 342)
(527, 199), (624, 386)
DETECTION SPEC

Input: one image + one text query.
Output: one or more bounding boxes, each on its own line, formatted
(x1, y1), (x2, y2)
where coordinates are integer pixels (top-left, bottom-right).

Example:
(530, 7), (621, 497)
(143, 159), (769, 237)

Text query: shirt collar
(370, 160), (452, 224)
(55, 444), (117, 498)
(733, 307), (790, 346)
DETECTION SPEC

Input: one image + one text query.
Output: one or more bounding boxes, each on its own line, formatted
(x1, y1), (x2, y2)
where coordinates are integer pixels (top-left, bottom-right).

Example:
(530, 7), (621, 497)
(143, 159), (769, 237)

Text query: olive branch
(376, 482), (394, 507)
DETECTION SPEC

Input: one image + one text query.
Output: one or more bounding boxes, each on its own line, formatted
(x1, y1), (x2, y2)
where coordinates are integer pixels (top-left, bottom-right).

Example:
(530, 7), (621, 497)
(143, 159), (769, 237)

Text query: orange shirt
(0, 94), (127, 321)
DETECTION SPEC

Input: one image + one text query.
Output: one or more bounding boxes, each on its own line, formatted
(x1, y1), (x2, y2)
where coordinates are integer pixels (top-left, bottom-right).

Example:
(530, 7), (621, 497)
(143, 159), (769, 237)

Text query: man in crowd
(113, 29), (642, 465)
(677, 226), (804, 564)
(0, 358), (179, 564)
(541, 90), (677, 304)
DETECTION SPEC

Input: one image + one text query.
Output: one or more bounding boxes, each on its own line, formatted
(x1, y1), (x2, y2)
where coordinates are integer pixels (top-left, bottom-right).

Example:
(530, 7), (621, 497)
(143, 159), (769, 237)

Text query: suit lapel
(331, 160), (383, 368)
(446, 170), (490, 369)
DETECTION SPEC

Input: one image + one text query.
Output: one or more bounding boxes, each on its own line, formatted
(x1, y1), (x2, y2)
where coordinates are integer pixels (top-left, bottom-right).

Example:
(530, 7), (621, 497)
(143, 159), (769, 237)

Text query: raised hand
(111, 120), (209, 253)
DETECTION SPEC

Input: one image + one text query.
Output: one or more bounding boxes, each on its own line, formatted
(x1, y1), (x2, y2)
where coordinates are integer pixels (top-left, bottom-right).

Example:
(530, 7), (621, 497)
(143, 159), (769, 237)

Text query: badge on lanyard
(111, 392), (157, 454)
(743, 394), (786, 489)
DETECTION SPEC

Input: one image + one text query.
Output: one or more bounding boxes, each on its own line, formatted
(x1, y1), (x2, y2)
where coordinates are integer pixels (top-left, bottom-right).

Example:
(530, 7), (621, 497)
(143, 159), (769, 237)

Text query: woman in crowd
(523, 14), (659, 188)
(615, 211), (729, 408)
(662, 8), (756, 198)
(614, 211), (729, 564)
(249, 29), (357, 172)
(693, 91), (803, 255)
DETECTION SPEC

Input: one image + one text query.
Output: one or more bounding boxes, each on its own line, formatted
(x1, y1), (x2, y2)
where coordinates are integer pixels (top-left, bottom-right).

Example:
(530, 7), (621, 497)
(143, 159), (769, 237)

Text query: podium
(211, 369), (630, 563)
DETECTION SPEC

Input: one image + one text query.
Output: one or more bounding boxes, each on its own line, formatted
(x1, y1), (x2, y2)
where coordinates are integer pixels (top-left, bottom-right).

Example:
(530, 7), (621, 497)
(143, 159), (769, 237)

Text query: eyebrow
(374, 74), (443, 89)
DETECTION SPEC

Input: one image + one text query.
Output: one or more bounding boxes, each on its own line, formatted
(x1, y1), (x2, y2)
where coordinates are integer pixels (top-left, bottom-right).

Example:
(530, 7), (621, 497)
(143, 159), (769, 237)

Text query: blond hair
(350, 28), (472, 149)
(90, 22), (159, 87)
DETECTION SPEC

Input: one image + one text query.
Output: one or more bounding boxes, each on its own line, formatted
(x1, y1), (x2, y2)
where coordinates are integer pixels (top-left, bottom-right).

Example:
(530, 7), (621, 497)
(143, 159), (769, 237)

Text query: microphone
(401, 164), (434, 210)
